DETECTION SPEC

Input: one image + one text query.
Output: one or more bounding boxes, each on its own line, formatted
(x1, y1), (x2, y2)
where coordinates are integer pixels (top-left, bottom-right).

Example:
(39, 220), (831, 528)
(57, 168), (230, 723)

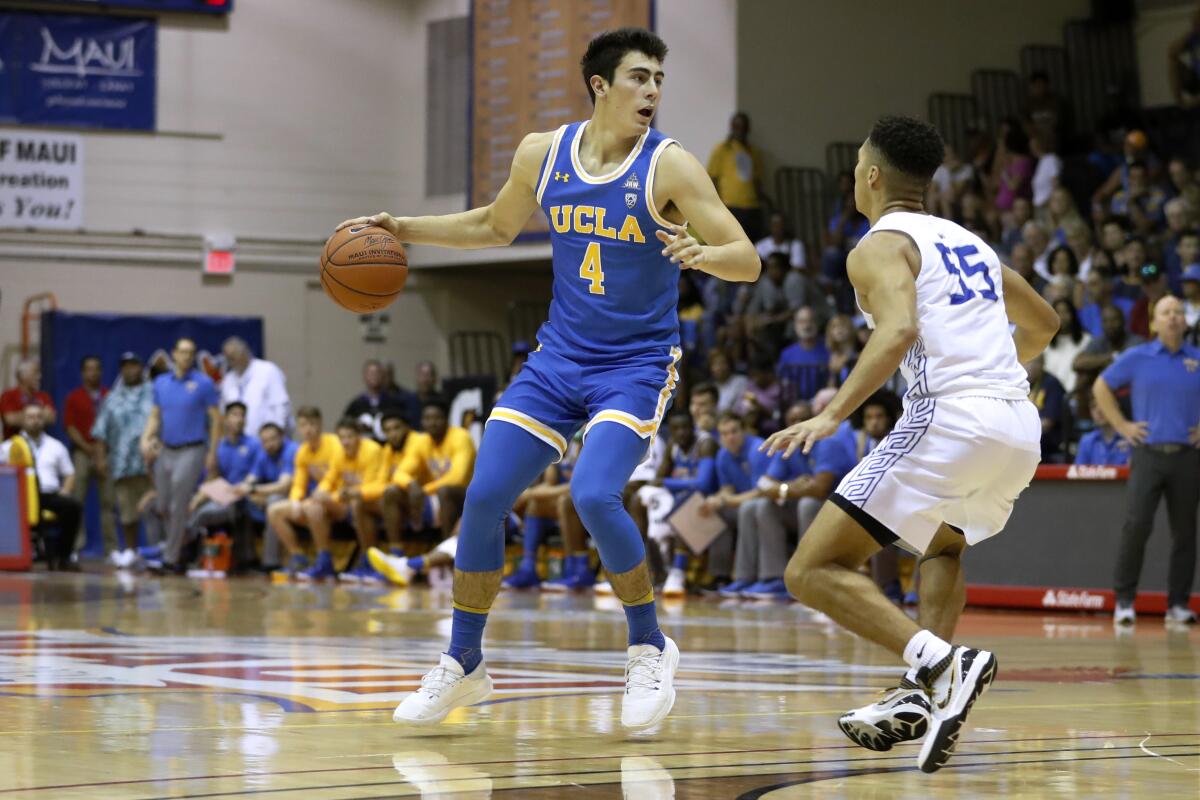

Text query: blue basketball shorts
(487, 344), (682, 461)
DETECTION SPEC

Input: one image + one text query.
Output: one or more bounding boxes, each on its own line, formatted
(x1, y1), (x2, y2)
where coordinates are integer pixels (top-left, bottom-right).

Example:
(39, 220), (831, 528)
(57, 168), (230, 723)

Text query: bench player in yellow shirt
(266, 406), (342, 579)
(311, 417), (384, 582)
(353, 411), (422, 563)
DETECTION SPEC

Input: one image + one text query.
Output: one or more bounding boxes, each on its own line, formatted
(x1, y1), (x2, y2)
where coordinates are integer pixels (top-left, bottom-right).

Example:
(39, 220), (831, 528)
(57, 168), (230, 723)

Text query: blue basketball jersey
(535, 120), (681, 361)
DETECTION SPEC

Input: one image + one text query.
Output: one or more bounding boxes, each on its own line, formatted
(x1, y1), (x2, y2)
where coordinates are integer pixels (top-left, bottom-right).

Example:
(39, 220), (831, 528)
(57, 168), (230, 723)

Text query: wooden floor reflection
(0, 572), (1197, 798)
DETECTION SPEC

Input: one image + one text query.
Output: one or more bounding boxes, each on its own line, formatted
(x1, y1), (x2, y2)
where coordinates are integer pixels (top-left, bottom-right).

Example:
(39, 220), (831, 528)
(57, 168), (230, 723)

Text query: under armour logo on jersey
(623, 172), (641, 190)
(554, 171), (570, 182)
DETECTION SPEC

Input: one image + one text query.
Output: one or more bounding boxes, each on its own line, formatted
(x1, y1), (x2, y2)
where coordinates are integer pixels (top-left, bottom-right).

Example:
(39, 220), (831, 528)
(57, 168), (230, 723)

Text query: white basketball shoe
(838, 677), (931, 751)
(393, 654), (494, 725)
(621, 636), (680, 730)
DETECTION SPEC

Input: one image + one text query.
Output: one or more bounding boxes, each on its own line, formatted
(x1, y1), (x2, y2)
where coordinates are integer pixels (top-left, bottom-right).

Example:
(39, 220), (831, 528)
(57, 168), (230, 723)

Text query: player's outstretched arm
(1000, 264), (1060, 363)
(653, 145), (760, 282)
(335, 131), (554, 250)
(763, 233), (917, 457)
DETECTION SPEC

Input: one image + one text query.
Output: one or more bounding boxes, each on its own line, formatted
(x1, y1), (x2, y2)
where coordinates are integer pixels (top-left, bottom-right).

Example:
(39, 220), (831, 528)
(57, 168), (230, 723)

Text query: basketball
(319, 224), (408, 313)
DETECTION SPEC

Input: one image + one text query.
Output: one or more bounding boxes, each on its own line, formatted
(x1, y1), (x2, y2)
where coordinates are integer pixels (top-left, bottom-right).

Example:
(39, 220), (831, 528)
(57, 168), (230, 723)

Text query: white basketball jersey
(857, 211), (1029, 403)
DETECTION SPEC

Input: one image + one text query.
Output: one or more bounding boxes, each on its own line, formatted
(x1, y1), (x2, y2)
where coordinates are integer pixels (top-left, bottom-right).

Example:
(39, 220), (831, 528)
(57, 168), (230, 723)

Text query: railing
(971, 69), (1025, 130)
(927, 93), (979, 156)
(773, 167), (827, 261)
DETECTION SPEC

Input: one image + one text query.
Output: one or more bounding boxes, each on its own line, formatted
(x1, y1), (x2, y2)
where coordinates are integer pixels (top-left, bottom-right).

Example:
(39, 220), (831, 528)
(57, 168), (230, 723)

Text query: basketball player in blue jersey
(337, 28), (758, 731)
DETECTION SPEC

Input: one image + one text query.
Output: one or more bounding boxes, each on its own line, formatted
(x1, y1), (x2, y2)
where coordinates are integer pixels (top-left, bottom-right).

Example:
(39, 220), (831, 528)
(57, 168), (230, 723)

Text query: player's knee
(463, 476), (509, 518)
(783, 560), (814, 603)
(570, 481), (619, 526)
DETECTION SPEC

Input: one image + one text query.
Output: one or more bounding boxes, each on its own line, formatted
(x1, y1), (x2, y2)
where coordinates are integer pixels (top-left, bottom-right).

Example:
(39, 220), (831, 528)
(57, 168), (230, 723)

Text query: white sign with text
(0, 131), (83, 229)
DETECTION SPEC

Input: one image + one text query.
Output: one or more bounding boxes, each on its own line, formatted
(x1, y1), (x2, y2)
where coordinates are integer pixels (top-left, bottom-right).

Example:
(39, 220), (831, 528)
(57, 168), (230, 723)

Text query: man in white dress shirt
(22, 404), (83, 569)
(219, 338), (291, 437)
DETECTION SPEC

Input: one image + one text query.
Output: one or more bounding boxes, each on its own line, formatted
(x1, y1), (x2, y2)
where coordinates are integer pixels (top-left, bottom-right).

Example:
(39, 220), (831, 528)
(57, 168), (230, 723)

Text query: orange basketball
(319, 224), (408, 313)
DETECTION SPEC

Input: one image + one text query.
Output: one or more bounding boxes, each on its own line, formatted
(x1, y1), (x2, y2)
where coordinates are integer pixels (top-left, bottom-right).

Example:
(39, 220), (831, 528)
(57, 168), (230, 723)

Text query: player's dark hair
(668, 410), (693, 427)
(422, 398), (450, 417)
(258, 422), (283, 436)
(867, 115), (945, 185)
(580, 28), (668, 105)
(850, 389), (901, 431)
(79, 355), (101, 371)
(716, 411), (744, 429)
(380, 410), (409, 427)
(295, 406), (322, 423)
(336, 416), (362, 434)
(224, 401), (247, 416)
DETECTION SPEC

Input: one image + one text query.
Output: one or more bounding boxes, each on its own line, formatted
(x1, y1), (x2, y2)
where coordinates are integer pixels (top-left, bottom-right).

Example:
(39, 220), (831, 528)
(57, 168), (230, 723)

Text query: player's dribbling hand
(335, 212), (401, 238)
(761, 412), (840, 458)
(656, 223), (705, 270)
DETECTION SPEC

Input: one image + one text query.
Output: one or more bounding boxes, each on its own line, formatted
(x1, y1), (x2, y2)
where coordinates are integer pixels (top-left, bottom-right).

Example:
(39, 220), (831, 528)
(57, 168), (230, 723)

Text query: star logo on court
(554, 171), (570, 183)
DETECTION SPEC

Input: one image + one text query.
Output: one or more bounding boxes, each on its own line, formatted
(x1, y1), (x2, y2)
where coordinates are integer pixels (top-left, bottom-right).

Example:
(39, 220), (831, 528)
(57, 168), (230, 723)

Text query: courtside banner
(4, 12), (156, 130)
(0, 130), (83, 229)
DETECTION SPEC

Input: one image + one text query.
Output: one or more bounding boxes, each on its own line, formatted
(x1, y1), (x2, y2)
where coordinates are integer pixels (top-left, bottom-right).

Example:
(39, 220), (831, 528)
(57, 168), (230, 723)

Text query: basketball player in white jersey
(763, 116), (1059, 773)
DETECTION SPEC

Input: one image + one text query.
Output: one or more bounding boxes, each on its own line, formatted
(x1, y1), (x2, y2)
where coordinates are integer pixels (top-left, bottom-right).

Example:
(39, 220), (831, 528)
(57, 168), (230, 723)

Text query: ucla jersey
(670, 441), (700, 479)
(536, 120), (681, 360)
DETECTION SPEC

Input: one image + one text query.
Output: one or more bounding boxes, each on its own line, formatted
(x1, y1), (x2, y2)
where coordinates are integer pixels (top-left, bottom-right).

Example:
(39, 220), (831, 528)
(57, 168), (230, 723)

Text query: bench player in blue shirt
(338, 28), (758, 731)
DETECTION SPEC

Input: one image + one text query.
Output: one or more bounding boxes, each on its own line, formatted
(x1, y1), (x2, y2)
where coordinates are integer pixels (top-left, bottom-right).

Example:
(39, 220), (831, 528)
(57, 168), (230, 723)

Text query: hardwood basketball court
(1, 573), (1197, 798)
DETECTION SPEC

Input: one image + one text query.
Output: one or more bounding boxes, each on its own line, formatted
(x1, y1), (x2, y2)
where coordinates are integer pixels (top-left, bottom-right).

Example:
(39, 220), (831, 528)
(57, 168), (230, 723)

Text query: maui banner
(0, 131), (84, 229)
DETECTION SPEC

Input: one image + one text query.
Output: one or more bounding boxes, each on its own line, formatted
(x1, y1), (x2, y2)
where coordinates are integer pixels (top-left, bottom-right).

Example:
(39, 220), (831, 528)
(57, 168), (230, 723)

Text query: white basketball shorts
(831, 395), (1042, 555)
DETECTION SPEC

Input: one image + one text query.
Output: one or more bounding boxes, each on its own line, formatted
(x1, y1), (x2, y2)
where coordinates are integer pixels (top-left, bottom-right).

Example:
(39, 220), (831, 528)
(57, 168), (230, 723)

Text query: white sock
(902, 630), (952, 686)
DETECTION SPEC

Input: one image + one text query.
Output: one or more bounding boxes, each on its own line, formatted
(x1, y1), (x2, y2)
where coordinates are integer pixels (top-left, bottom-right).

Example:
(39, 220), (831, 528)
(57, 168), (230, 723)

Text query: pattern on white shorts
(838, 397), (937, 505)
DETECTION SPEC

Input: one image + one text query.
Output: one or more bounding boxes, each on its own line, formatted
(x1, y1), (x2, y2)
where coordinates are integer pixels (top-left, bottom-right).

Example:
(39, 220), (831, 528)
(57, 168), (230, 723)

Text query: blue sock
(407, 556), (425, 572)
(571, 553), (588, 575)
(672, 553), (689, 571)
(447, 606), (487, 673)
(522, 517), (547, 568)
(624, 596), (666, 650)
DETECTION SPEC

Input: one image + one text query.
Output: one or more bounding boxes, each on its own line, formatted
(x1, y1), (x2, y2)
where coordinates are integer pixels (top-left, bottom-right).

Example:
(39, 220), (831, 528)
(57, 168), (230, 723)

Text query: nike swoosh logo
(916, 645), (925, 660)
(935, 668), (956, 711)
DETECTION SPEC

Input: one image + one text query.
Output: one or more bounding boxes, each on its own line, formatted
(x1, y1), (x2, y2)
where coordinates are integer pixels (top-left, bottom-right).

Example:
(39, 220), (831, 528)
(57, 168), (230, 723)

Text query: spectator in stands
(822, 171), (870, 311)
(1100, 215), (1132, 255)
(929, 142), (975, 220)
(91, 353), (153, 566)
(1025, 70), (1067, 149)
(959, 191), (995, 244)
(1167, 156), (1200, 214)
(778, 307), (830, 403)
(414, 360), (443, 408)
(1044, 299), (1091, 396)
(1074, 304), (1145, 385)
(1168, 4), (1200, 109)
(184, 401), (261, 572)
(219, 337), (291, 439)
(267, 406), (343, 578)
(755, 211), (806, 269)
(1182, 264), (1200, 339)
(1075, 395), (1131, 466)
(316, 417), (384, 582)
(724, 399), (857, 600)
(689, 383), (720, 442)
(701, 412), (770, 589)
(733, 352), (782, 434)
(1093, 131), (1156, 213)
(395, 400), (476, 541)
(740, 253), (796, 359)
(1129, 263), (1171, 340)
(991, 119), (1034, 221)
(22, 404), (81, 570)
(678, 275), (705, 358)
(708, 349), (749, 415)
(1026, 354), (1066, 462)
(1046, 187), (1084, 242)
(244, 421), (297, 571)
(1023, 220), (1053, 282)
(1114, 162), (1168, 237)
(1063, 220), (1096, 279)
(1094, 295), (1200, 625)
(1031, 134), (1062, 213)
(1000, 197), (1033, 256)
(1162, 208), (1197, 291)
(140, 337), (221, 574)
(1010, 243), (1046, 296)
(345, 359), (421, 441)
(63, 355), (115, 558)
(1043, 245), (1080, 305)
(707, 111), (765, 240)
(1079, 267), (1133, 338)
(1, 357), (55, 440)
(825, 314), (860, 387)
(1115, 237), (1152, 303)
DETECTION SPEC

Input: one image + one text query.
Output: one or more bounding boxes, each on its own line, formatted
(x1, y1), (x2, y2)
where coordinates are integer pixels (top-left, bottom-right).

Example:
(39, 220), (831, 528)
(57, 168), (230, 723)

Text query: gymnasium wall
(1134, 0), (1197, 107)
(736, 0), (1091, 175)
(0, 0), (734, 421)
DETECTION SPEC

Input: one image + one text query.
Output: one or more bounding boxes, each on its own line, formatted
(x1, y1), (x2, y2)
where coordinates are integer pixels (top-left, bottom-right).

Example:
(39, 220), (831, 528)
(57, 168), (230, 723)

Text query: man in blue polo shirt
(244, 421), (298, 571)
(700, 412), (771, 588)
(140, 337), (221, 572)
(1074, 397), (1131, 466)
(184, 401), (261, 571)
(1094, 296), (1200, 626)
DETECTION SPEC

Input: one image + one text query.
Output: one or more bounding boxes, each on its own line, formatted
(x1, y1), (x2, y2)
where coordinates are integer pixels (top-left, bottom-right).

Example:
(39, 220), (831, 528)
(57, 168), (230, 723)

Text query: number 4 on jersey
(935, 242), (997, 305)
(579, 242), (605, 295)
